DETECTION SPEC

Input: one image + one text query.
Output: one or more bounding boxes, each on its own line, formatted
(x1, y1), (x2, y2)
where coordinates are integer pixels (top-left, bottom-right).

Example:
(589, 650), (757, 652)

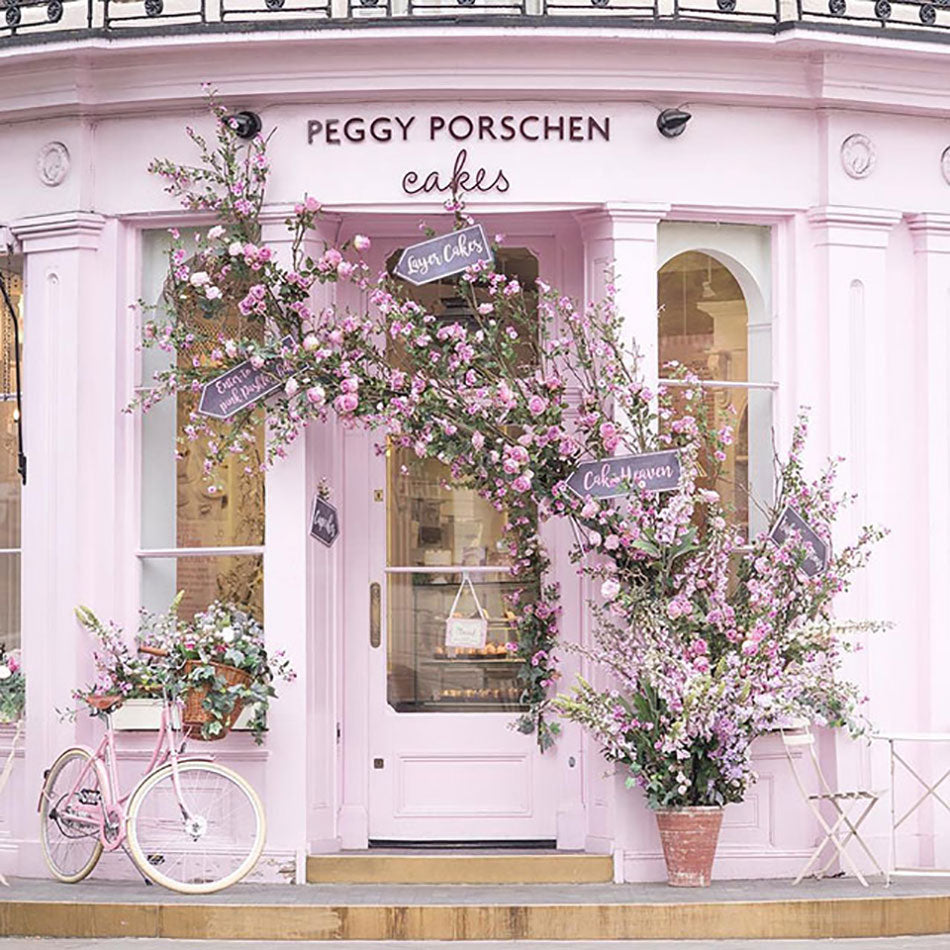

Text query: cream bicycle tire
(39, 747), (107, 883)
(125, 760), (266, 894)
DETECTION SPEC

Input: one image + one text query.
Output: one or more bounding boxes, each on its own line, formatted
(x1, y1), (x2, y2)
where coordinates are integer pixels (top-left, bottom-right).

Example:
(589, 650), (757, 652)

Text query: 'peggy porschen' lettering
(306, 112), (610, 195)
(393, 225), (493, 287)
(566, 450), (683, 499)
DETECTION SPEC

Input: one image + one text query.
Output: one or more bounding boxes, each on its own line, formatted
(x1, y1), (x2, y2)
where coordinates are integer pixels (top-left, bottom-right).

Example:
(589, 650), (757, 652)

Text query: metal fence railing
(3, 0), (949, 40)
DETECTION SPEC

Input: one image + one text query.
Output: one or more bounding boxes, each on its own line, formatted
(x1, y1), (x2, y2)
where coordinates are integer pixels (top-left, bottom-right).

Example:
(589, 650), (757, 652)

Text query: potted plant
(0, 645), (24, 724)
(555, 395), (887, 887)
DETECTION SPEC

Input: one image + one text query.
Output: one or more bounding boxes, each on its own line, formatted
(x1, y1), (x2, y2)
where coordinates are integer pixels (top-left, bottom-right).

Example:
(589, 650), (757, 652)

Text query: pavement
(4, 875), (949, 904)
(0, 939), (948, 948)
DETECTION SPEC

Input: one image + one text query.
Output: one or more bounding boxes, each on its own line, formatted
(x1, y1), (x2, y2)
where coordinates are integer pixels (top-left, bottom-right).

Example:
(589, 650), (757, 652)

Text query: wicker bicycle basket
(182, 659), (252, 739)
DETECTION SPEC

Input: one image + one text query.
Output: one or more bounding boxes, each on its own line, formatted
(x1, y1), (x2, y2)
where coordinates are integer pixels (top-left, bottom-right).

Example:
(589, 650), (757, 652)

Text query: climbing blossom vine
(136, 97), (887, 776)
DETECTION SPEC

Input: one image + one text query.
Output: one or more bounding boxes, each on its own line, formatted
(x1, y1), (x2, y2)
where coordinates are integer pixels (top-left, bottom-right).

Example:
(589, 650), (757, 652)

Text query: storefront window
(139, 231), (264, 621)
(0, 259), (22, 651)
(658, 248), (772, 538)
(385, 249), (538, 713)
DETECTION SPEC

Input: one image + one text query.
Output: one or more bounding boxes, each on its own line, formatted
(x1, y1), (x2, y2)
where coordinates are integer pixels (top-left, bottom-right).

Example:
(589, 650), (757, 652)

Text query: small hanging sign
(310, 495), (340, 547)
(393, 224), (493, 286)
(768, 505), (829, 578)
(444, 574), (488, 649)
(197, 335), (295, 420)
(566, 449), (682, 500)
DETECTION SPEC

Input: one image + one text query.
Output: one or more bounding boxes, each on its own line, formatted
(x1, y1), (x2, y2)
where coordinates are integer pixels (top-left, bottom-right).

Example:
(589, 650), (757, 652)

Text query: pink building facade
(1, 11), (950, 884)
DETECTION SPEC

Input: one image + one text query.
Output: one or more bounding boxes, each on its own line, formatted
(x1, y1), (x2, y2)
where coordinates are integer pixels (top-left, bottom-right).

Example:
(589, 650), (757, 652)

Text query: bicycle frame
(41, 696), (212, 853)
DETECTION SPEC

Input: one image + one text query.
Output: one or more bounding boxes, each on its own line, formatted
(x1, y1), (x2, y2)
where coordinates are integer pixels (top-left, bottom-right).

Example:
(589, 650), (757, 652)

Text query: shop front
(0, 22), (948, 884)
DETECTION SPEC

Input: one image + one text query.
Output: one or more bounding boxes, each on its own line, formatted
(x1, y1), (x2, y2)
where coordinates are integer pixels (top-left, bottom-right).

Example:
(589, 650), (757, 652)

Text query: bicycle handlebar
(138, 645), (170, 658)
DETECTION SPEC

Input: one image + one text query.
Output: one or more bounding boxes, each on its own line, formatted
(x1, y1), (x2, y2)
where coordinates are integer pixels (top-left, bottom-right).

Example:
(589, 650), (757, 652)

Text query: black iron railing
(4, 0), (950, 40)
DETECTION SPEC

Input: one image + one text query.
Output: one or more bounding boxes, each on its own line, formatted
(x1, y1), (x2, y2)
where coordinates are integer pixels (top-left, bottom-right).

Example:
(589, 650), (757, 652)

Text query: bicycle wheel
(39, 747), (106, 883)
(126, 760), (265, 894)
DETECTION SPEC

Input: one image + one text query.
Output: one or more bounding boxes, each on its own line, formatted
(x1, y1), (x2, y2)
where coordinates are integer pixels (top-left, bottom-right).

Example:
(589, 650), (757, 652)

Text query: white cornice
(10, 211), (106, 252)
(907, 213), (950, 254)
(806, 206), (903, 248)
(1, 28), (950, 123)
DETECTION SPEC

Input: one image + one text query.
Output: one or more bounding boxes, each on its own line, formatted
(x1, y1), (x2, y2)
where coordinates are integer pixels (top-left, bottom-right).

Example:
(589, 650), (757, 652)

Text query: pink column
(575, 204), (668, 877)
(258, 209), (340, 877)
(908, 214), (950, 869)
(10, 212), (111, 876)
(805, 206), (902, 875)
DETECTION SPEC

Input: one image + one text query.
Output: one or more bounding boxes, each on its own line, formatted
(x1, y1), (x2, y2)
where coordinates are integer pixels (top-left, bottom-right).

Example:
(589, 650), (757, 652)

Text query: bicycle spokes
(127, 761), (265, 893)
(39, 750), (105, 883)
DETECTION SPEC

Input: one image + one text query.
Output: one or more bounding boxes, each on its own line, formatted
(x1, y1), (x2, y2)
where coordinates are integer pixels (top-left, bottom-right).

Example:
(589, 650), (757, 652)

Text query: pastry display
(435, 686), (522, 704)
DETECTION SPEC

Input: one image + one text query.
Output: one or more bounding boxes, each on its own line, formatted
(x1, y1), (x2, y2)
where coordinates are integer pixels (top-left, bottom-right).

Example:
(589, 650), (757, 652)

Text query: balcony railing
(2, 0), (949, 41)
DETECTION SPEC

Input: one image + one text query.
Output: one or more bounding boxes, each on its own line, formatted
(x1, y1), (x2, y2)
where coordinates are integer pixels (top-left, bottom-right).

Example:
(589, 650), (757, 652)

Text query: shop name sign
(393, 225), (493, 285)
(768, 506), (829, 578)
(567, 450), (682, 499)
(310, 496), (340, 547)
(305, 112), (611, 195)
(197, 336), (294, 419)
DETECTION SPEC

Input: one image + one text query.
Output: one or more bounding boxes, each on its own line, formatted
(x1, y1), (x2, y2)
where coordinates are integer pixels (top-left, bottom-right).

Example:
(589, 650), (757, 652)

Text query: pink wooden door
(359, 238), (559, 842)
(366, 442), (559, 842)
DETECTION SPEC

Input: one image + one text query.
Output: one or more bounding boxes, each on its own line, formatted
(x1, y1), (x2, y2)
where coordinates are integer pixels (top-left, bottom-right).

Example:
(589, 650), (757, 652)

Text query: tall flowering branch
(135, 95), (888, 770)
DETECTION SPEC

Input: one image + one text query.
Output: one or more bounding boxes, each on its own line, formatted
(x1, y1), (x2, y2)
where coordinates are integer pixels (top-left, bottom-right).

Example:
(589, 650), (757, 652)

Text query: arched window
(658, 247), (772, 538)
(139, 230), (265, 622)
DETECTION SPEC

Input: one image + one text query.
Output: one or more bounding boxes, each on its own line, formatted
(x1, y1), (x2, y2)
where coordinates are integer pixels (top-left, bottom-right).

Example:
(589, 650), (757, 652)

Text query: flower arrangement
(135, 93), (887, 765)
(553, 400), (887, 809)
(167, 601), (295, 743)
(0, 644), (24, 723)
(73, 604), (176, 704)
(73, 597), (294, 744)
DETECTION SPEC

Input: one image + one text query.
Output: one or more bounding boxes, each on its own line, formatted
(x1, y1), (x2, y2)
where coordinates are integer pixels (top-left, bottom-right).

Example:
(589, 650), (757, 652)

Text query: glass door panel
(386, 449), (532, 713)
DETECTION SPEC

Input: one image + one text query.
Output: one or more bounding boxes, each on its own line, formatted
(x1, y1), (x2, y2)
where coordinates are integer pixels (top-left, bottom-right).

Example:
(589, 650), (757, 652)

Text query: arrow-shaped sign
(393, 225), (493, 286)
(197, 335), (295, 420)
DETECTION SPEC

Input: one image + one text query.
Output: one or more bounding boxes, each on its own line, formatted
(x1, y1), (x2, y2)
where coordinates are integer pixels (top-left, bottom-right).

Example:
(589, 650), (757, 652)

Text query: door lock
(373, 758), (385, 770)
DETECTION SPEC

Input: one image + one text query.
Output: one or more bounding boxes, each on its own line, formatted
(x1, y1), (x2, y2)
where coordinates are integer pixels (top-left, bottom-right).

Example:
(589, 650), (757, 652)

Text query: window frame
(134, 226), (265, 618)
(656, 228), (776, 541)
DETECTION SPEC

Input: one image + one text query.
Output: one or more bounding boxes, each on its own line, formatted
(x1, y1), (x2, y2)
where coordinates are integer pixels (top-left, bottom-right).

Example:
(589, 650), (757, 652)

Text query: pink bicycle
(38, 646), (266, 894)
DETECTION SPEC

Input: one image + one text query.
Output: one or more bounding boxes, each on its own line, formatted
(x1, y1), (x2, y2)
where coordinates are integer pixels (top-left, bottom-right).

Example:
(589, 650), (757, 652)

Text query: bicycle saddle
(85, 695), (124, 713)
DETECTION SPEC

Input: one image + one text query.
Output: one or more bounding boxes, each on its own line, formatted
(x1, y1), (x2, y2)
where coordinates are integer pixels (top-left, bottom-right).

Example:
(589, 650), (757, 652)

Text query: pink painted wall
(1, 23), (949, 883)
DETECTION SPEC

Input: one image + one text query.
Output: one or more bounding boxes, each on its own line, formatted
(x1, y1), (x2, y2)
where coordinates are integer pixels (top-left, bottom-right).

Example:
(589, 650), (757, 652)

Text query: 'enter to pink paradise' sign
(197, 336), (294, 419)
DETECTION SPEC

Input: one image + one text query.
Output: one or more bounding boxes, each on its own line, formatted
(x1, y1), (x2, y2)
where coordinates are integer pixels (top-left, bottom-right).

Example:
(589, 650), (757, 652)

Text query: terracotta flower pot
(653, 806), (724, 887)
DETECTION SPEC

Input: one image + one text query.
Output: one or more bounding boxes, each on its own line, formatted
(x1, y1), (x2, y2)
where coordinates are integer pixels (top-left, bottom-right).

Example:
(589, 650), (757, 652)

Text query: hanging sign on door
(310, 495), (340, 547)
(392, 225), (493, 286)
(444, 574), (488, 648)
(768, 505), (829, 578)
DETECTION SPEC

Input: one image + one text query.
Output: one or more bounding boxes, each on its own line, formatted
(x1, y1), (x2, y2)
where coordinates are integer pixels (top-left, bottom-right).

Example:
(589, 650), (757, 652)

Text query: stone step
(2, 877), (950, 941)
(305, 851), (614, 884)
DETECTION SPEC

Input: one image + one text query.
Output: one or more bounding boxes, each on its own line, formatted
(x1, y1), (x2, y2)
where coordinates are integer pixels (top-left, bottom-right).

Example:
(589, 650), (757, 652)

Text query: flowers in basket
(73, 597), (294, 744)
(0, 644), (24, 723)
(166, 601), (295, 744)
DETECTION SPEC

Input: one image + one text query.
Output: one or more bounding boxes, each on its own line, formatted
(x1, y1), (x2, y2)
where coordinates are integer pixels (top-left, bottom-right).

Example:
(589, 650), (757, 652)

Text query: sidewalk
(3, 876), (950, 942)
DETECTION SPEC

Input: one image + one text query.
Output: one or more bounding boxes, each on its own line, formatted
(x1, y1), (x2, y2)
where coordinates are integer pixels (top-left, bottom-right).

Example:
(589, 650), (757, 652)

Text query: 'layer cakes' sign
(768, 506), (829, 578)
(197, 336), (294, 420)
(567, 450), (682, 499)
(393, 225), (493, 285)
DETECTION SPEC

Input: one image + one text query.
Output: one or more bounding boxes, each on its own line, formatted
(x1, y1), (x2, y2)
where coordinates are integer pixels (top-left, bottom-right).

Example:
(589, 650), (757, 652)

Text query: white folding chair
(781, 722), (886, 887)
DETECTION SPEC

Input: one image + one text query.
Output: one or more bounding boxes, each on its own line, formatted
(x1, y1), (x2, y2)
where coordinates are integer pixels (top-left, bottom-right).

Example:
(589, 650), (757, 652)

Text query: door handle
(369, 581), (381, 648)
